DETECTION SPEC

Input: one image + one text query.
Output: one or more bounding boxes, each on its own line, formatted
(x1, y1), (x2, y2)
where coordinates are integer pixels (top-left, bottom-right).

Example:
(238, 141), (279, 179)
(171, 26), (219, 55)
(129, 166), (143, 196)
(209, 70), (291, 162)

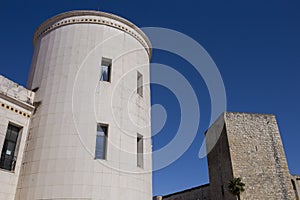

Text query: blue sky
(0, 0), (299, 197)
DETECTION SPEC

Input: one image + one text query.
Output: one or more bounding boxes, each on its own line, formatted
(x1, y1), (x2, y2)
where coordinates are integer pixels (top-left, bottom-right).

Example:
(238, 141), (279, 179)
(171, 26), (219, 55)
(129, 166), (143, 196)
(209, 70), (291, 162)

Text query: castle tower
(206, 112), (295, 200)
(16, 10), (152, 199)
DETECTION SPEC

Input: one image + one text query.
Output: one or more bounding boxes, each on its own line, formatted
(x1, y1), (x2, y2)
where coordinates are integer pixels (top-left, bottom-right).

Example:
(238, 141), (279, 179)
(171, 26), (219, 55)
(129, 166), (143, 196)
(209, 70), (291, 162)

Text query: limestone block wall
(207, 112), (295, 200)
(153, 196), (163, 200)
(16, 10), (152, 200)
(291, 175), (300, 200)
(154, 184), (210, 200)
(206, 114), (235, 200)
(0, 76), (34, 105)
(0, 76), (35, 200)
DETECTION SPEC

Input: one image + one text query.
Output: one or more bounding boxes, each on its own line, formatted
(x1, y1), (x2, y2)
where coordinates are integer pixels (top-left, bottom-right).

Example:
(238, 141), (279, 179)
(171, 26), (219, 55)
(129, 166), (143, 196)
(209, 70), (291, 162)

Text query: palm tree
(228, 177), (245, 200)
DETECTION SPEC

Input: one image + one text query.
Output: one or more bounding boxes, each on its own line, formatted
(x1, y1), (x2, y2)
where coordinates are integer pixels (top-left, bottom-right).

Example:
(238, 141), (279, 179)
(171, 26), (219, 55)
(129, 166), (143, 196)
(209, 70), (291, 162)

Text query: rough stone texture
(0, 76), (34, 106)
(206, 114), (235, 200)
(207, 112), (295, 200)
(291, 175), (300, 200)
(153, 184), (210, 200)
(0, 75), (35, 200)
(155, 112), (298, 200)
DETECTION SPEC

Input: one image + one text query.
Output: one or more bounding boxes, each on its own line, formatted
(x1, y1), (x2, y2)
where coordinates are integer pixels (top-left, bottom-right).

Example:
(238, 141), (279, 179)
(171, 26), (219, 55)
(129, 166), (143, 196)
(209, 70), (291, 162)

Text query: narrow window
(95, 124), (108, 160)
(137, 71), (143, 97)
(292, 179), (299, 200)
(221, 185), (224, 196)
(100, 58), (112, 82)
(292, 179), (297, 190)
(137, 134), (143, 168)
(0, 124), (21, 171)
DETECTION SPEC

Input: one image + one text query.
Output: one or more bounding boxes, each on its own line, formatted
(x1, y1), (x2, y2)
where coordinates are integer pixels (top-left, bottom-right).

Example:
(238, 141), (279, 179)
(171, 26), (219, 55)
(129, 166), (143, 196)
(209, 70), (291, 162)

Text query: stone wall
(154, 184), (210, 200)
(206, 114), (236, 200)
(155, 112), (297, 200)
(207, 112), (295, 200)
(291, 175), (300, 200)
(0, 75), (35, 200)
(17, 10), (152, 200)
(0, 75), (34, 106)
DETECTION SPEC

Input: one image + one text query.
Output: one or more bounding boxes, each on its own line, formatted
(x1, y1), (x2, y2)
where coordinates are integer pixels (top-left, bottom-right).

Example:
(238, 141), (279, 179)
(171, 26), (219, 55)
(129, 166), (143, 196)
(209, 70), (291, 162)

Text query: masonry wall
(291, 175), (300, 200)
(154, 184), (211, 200)
(206, 114), (235, 200)
(155, 112), (297, 200)
(0, 76), (34, 200)
(16, 10), (152, 200)
(210, 112), (296, 200)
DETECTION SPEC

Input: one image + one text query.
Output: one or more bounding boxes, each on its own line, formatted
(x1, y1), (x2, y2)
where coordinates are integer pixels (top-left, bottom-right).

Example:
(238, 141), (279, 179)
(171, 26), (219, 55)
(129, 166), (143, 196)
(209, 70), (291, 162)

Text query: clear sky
(0, 0), (299, 197)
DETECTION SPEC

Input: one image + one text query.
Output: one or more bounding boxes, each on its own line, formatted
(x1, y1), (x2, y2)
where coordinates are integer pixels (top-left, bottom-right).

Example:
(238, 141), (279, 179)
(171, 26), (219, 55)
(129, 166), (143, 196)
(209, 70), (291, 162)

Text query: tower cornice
(33, 10), (152, 58)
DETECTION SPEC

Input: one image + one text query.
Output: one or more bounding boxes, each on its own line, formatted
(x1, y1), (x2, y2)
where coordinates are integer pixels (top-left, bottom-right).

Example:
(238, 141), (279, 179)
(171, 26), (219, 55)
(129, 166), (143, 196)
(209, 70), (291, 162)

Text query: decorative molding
(0, 101), (31, 118)
(33, 10), (152, 58)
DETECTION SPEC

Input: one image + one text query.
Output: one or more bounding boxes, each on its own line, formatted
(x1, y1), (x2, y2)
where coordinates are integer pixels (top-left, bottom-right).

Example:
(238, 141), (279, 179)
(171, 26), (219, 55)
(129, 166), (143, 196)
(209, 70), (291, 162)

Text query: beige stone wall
(0, 76), (34, 106)
(225, 113), (295, 199)
(291, 175), (300, 200)
(156, 112), (296, 200)
(206, 114), (236, 200)
(0, 76), (34, 200)
(206, 112), (295, 200)
(154, 184), (210, 200)
(153, 196), (163, 200)
(16, 10), (152, 200)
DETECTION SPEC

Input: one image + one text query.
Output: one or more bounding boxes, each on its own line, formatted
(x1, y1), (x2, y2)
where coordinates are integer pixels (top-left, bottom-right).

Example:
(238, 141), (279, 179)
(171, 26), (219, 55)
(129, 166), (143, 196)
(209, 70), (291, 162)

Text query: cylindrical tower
(16, 10), (152, 200)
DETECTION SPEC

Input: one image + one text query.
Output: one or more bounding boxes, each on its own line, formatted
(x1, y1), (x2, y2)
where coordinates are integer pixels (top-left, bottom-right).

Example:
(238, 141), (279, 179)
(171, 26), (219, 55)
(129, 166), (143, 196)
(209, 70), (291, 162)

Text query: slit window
(292, 179), (297, 190)
(0, 124), (22, 171)
(100, 58), (112, 82)
(291, 179), (299, 200)
(137, 134), (143, 168)
(137, 71), (143, 97)
(95, 124), (108, 160)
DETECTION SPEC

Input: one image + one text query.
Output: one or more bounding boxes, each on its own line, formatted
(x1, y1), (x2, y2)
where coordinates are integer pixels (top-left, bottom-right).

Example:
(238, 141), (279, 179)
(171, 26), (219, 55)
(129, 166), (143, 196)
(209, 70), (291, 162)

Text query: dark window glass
(137, 71), (143, 97)
(100, 58), (112, 82)
(95, 124), (108, 160)
(137, 134), (143, 168)
(0, 124), (21, 171)
(292, 179), (297, 190)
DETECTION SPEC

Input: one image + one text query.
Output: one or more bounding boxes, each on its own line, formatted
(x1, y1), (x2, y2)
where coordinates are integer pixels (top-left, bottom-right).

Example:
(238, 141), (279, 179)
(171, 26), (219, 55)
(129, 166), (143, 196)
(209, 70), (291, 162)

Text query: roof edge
(33, 10), (152, 59)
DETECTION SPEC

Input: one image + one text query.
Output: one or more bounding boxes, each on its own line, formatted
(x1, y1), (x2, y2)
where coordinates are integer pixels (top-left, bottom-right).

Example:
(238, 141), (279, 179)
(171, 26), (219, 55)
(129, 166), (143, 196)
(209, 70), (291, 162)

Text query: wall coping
(33, 10), (152, 59)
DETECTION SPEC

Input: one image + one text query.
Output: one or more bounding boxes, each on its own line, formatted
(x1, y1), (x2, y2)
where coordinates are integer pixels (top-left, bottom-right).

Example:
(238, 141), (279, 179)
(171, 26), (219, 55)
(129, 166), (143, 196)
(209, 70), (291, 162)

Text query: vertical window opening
(137, 134), (143, 168)
(0, 124), (21, 171)
(137, 71), (143, 97)
(221, 185), (224, 196)
(100, 58), (112, 82)
(292, 179), (297, 190)
(95, 124), (108, 160)
(292, 179), (299, 200)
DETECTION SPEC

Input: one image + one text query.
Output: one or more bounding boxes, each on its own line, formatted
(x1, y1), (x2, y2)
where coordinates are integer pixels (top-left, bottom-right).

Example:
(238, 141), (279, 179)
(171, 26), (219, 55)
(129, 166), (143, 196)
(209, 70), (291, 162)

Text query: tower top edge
(33, 10), (152, 58)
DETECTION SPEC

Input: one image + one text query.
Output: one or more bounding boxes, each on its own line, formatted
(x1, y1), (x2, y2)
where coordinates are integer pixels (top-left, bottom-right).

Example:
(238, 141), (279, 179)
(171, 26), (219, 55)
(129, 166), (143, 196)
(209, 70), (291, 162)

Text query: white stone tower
(16, 10), (152, 200)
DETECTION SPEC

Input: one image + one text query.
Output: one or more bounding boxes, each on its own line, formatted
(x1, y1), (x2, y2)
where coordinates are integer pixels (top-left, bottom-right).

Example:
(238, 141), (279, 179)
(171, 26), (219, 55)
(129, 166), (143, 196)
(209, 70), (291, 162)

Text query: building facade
(153, 184), (210, 200)
(291, 175), (300, 200)
(0, 10), (299, 200)
(155, 112), (299, 200)
(0, 10), (152, 200)
(0, 76), (35, 199)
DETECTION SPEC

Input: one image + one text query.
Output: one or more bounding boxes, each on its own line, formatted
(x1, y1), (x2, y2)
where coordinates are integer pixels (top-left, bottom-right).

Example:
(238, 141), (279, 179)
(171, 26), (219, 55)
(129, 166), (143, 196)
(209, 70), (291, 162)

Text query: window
(137, 71), (143, 97)
(291, 179), (299, 200)
(221, 185), (224, 196)
(95, 124), (108, 160)
(0, 124), (21, 171)
(292, 179), (297, 190)
(100, 57), (112, 82)
(137, 134), (143, 168)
